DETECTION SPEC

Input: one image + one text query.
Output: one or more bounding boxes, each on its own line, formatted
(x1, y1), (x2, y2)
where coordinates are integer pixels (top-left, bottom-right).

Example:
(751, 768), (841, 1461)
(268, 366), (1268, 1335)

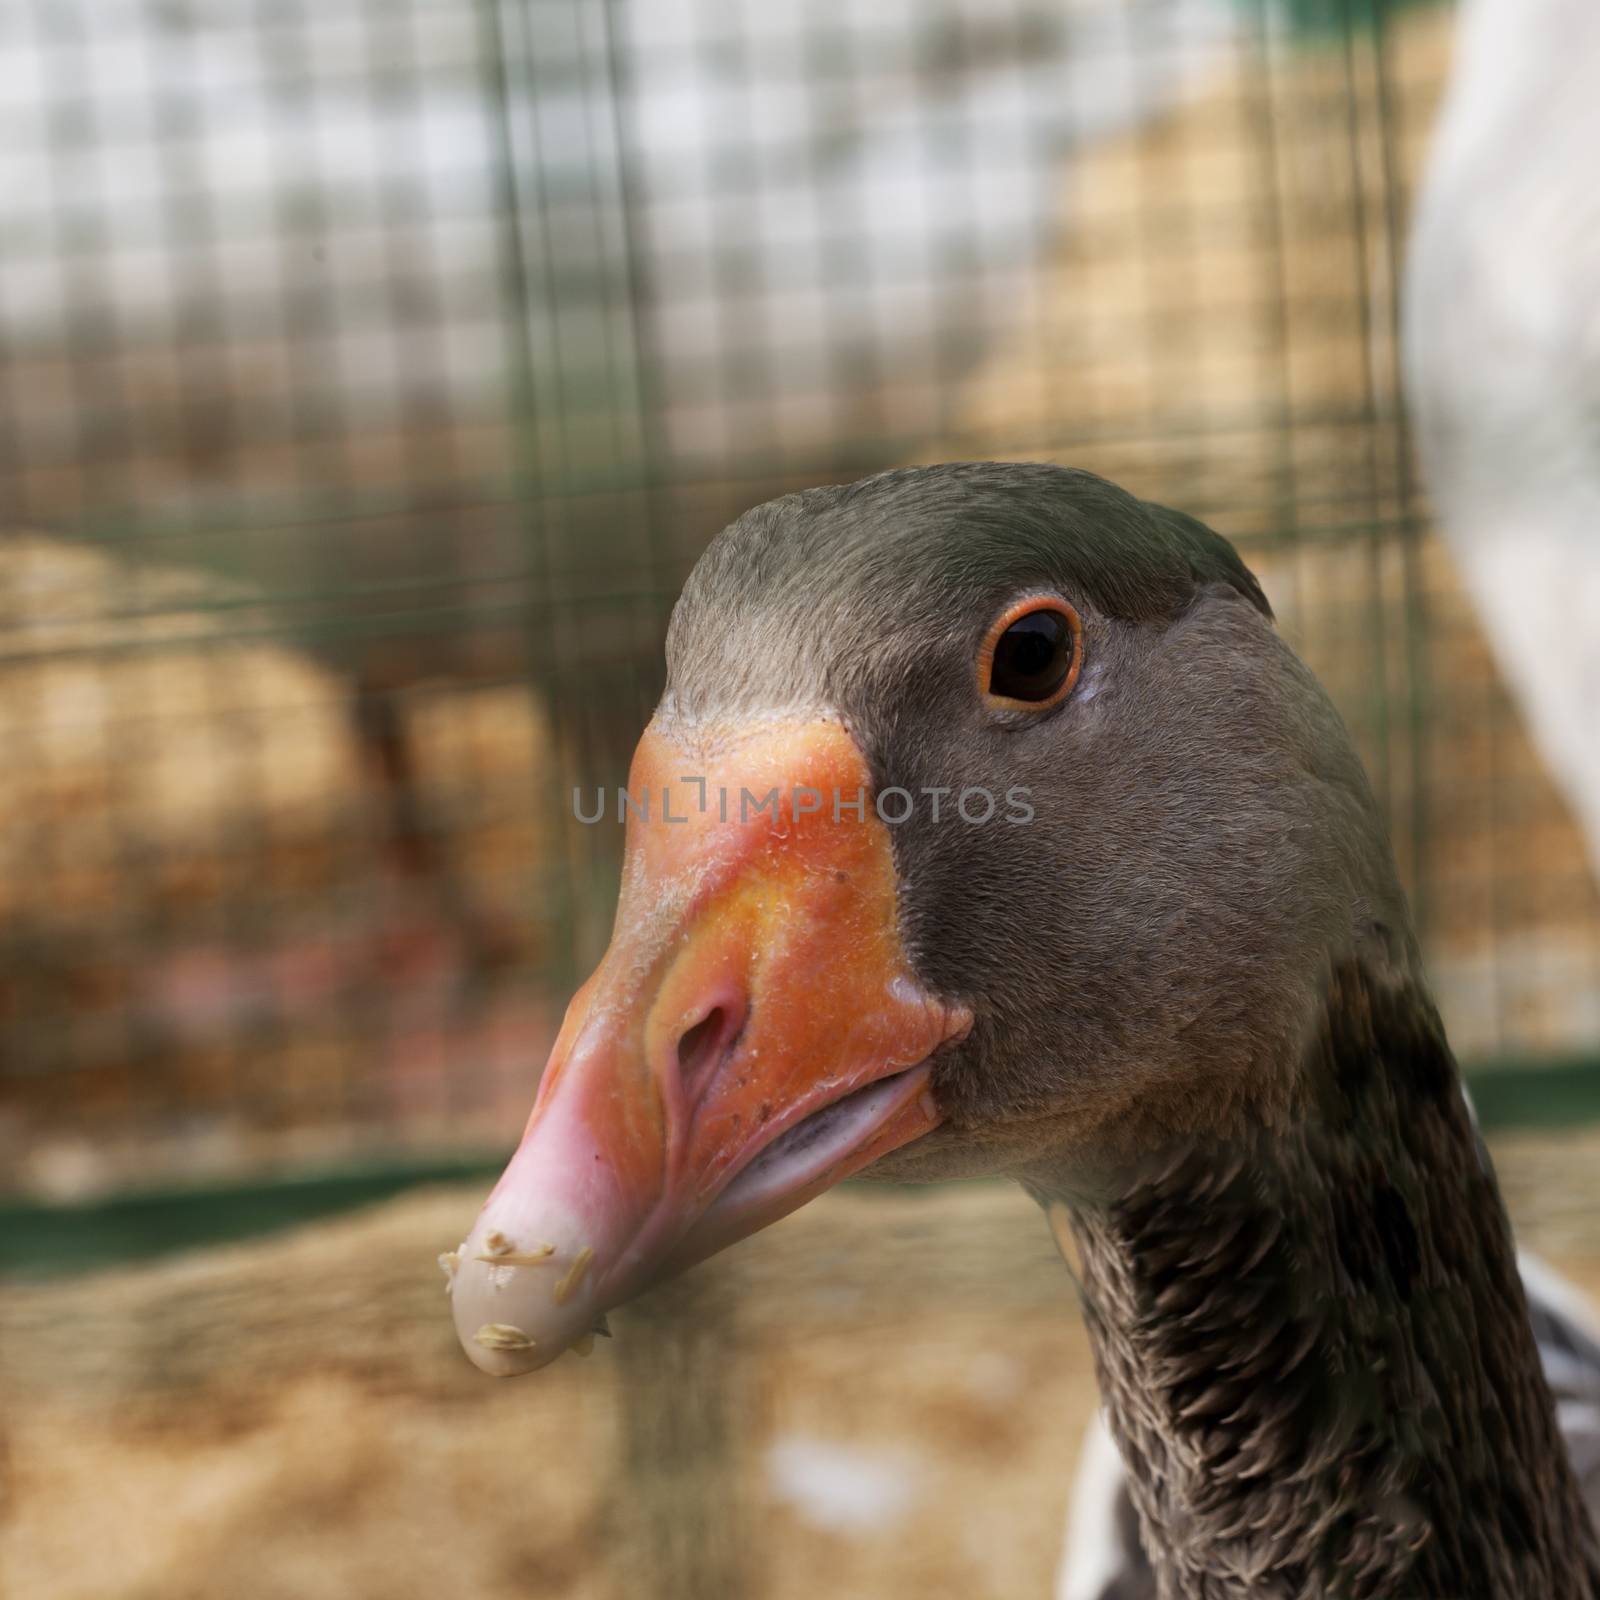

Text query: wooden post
(609, 1268), (748, 1599)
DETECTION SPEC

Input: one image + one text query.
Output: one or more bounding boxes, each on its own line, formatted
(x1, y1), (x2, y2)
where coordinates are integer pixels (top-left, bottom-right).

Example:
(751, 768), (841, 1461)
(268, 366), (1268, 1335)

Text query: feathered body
(1053, 964), (1597, 1598)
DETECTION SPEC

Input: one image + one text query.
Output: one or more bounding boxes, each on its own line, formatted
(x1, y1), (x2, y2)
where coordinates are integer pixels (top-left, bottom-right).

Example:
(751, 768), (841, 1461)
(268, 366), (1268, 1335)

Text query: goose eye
(980, 599), (1082, 710)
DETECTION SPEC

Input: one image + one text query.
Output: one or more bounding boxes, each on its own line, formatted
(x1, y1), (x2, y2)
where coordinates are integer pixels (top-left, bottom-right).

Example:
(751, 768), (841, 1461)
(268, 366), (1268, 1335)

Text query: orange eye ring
(976, 595), (1083, 712)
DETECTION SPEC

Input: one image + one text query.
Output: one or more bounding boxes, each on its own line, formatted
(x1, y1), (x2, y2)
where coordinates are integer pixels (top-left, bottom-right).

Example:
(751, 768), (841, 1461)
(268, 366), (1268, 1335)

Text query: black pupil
(990, 610), (1071, 702)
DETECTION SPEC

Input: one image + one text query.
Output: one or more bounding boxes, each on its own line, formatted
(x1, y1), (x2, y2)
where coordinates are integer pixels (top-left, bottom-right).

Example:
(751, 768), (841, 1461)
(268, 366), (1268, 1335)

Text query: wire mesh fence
(1, 0), (1597, 1201)
(5, 6), (1600, 1599)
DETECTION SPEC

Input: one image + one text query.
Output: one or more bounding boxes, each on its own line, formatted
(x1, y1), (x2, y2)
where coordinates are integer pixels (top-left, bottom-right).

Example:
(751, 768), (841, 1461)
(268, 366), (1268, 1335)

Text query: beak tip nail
(472, 1322), (538, 1353)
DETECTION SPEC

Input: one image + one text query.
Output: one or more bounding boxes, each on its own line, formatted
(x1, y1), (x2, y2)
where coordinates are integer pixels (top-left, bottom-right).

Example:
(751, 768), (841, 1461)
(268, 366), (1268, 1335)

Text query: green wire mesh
(0, 0), (1595, 1200)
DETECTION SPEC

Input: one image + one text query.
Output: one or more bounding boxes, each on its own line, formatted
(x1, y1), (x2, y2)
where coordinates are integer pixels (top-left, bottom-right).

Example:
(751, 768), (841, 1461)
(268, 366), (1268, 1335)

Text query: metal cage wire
(0, 0), (1596, 1195)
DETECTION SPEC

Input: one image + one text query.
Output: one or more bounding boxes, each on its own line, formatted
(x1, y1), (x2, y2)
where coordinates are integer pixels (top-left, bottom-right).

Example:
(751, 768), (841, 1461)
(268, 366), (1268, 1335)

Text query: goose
(1404, 0), (1600, 882)
(446, 462), (1600, 1597)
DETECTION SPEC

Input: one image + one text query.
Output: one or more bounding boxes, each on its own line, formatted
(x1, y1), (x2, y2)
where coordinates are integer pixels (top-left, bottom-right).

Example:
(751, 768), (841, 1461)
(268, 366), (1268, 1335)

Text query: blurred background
(2, 2), (1597, 1597)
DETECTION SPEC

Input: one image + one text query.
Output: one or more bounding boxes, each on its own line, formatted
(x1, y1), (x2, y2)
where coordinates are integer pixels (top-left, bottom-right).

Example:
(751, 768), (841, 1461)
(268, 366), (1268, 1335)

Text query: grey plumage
(1058, 965), (1596, 1598)
(663, 461), (1600, 1596)
(668, 463), (1410, 1174)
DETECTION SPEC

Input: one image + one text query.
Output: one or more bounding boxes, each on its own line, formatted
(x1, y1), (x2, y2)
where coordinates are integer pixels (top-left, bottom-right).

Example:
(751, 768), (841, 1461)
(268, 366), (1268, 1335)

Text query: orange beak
(449, 718), (971, 1374)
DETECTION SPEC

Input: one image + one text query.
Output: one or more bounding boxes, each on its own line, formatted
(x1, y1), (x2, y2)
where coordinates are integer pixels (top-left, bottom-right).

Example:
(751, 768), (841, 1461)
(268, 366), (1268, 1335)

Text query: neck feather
(1039, 962), (1600, 1600)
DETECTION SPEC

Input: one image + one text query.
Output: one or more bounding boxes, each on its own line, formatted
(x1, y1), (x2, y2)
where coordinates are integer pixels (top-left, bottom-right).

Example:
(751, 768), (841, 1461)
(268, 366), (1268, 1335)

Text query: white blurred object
(1404, 0), (1600, 881)
(1056, 1406), (1131, 1600)
(764, 1432), (919, 1534)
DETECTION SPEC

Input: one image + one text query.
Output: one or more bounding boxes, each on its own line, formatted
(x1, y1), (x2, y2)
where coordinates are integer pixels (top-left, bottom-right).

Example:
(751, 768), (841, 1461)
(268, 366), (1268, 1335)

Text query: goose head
(448, 461), (1415, 1373)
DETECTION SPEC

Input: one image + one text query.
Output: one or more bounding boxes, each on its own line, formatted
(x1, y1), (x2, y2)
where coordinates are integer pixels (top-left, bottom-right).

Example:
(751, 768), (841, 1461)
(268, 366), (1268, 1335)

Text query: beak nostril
(676, 1003), (741, 1100)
